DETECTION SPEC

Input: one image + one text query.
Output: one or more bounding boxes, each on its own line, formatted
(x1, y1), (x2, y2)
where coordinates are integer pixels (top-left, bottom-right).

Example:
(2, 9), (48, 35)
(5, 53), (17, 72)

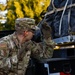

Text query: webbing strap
(68, 0), (73, 34)
(59, 0), (69, 36)
(45, 3), (75, 16)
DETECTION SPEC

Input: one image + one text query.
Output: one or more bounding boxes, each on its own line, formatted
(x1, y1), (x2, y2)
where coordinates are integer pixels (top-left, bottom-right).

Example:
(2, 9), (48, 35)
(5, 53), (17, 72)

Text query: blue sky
(0, 0), (6, 4)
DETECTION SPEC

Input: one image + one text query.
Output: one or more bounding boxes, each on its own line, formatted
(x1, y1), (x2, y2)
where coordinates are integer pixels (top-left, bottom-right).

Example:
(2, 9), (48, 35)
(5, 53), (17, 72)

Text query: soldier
(0, 18), (55, 75)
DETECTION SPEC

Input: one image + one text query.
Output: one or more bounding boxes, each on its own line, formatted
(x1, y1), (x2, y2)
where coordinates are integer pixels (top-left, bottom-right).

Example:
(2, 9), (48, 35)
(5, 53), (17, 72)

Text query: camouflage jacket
(0, 32), (55, 75)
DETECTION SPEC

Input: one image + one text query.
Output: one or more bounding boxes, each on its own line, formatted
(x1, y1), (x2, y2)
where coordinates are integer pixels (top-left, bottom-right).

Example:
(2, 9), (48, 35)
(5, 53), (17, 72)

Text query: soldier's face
(23, 31), (34, 42)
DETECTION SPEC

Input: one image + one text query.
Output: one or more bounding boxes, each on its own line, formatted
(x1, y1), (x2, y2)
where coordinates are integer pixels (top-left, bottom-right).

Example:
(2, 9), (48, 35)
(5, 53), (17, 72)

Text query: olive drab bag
(45, 0), (75, 38)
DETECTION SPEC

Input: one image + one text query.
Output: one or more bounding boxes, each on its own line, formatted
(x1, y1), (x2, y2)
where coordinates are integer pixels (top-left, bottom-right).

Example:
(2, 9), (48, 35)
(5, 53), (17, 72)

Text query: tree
(0, 0), (50, 30)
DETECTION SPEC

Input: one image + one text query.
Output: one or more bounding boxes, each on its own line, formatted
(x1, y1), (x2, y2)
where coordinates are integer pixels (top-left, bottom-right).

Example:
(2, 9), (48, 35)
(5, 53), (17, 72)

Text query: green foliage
(0, 0), (50, 30)
(5, 10), (15, 30)
(0, 4), (6, 11)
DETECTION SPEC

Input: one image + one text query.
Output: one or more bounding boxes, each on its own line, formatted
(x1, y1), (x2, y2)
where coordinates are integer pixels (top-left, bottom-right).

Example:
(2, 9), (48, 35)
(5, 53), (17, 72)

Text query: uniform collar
(12, 32), (22, 49)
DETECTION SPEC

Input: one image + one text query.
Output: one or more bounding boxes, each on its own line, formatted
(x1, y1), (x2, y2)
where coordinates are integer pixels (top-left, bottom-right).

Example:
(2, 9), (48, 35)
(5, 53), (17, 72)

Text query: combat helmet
(15, 18), (39, 32)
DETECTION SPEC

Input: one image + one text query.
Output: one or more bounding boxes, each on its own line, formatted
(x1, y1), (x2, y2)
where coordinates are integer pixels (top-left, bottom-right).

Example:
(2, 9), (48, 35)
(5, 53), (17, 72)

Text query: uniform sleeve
(31, 37), (55, 60)
(0, 42), (10, 69)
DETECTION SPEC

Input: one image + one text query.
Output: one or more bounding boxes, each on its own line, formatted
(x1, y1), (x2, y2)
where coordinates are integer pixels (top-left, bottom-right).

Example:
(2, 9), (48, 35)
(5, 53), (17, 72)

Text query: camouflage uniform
(0, 18), (55, 75)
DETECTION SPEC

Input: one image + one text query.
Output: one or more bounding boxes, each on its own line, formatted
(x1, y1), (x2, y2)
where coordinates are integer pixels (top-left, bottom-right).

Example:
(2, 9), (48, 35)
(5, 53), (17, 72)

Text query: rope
(59, 0), (69, 36)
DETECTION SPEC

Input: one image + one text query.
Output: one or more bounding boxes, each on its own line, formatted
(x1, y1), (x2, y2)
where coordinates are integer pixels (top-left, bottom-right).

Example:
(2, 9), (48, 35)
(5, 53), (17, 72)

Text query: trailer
(31, 35), (75, 75)
(24, 34), (75, 75)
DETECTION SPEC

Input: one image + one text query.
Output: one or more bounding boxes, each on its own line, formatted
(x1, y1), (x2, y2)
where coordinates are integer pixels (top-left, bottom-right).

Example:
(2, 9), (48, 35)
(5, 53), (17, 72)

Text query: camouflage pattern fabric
(0, 32), (55, 75)
(15, 18), (37, 31)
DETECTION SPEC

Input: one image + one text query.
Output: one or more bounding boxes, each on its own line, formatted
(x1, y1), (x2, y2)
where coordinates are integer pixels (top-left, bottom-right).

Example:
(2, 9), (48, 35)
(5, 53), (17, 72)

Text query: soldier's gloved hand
(41, 22), (52, 39)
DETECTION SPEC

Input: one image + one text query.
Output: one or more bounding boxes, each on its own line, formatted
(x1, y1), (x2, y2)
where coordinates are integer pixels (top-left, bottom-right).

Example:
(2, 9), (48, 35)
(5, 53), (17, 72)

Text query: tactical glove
(41, 22), (52, 39)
